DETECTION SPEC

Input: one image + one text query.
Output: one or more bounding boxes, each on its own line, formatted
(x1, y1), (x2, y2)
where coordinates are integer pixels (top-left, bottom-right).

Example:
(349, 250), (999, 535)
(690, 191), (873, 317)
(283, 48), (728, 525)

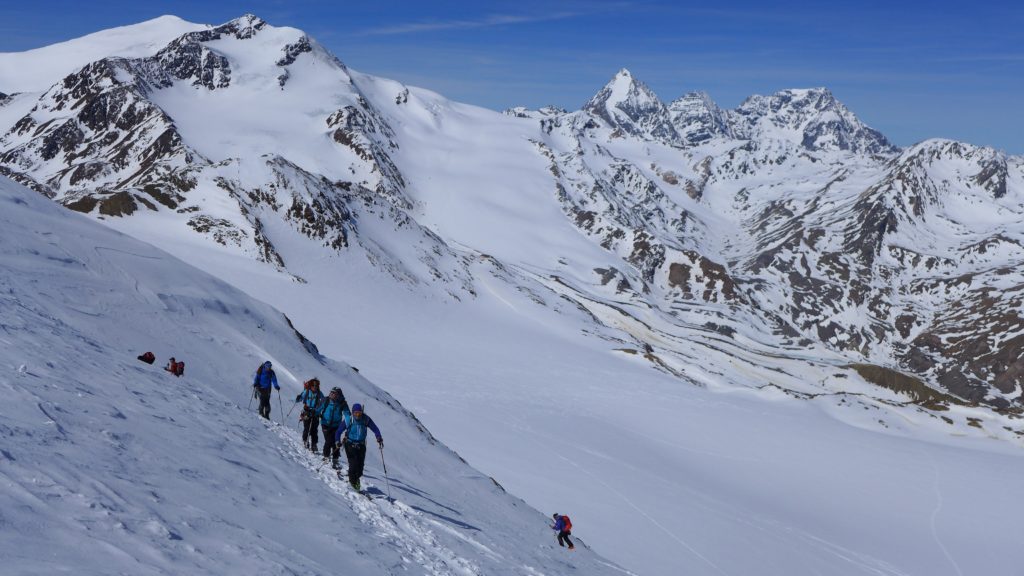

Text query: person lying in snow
(164, 357), (184, 377)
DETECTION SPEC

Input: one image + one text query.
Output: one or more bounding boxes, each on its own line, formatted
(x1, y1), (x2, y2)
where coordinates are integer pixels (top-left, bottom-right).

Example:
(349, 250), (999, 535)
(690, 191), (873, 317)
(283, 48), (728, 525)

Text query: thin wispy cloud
(354, 11), (585, 37)
(934, 54), (1024, 63)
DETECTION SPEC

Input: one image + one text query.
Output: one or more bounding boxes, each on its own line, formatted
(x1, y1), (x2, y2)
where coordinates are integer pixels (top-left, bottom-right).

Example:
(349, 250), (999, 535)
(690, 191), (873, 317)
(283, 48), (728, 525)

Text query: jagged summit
(731, 86), (898, 155)
(230, 13), (268, 32)
(581, 68), (681, 144)
(668, 90), (732, 146)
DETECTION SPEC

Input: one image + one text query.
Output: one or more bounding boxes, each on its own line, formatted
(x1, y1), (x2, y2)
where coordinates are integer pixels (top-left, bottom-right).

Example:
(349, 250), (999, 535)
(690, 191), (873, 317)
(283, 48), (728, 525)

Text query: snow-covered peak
(581, 68), (681, 144)
(892, 138), (1014, 200)
(668, 90), (732, 145)
(731, 87), (897, 155)
(584, 68), (660, 116)
(0, 15), (208, 93)
(151, 14), (347, 92)
(224, 13), (268, 37)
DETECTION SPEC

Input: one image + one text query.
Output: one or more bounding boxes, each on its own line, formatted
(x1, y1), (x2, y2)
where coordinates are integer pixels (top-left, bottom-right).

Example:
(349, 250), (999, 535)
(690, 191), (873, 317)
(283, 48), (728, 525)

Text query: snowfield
(0, 176), (627, 575)
(3, 14), (1024, 576)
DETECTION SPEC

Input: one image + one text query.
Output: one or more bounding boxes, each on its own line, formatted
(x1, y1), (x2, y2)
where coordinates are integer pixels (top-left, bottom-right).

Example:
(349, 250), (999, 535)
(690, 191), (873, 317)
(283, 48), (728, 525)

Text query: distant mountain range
(1, 13), (1021, 413)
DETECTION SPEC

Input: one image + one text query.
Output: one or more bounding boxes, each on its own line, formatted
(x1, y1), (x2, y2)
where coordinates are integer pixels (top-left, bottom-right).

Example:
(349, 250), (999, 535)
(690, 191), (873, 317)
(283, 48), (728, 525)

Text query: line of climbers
(137, 354), (577, 552)
(254, 362), (382, 491)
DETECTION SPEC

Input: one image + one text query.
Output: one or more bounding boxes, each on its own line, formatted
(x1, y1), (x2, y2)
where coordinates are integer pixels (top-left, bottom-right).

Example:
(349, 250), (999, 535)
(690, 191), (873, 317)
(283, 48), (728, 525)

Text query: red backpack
(561, 515), (572, 531)
(175, 361), (185, 377)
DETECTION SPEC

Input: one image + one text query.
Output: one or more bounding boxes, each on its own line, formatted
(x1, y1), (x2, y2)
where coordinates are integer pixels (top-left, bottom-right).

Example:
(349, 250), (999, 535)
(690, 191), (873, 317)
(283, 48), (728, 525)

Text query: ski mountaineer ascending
(551, 513), (575, 550)
(252, 361), (280, 420)
(335, 403), (382, 490)
(318, 387), (349, 469)
(296, 378), (324, 452)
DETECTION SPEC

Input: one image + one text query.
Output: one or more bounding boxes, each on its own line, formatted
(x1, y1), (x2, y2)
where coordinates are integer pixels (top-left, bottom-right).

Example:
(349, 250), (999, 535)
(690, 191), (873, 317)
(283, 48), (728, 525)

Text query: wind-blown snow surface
(0, 176), (627, 575)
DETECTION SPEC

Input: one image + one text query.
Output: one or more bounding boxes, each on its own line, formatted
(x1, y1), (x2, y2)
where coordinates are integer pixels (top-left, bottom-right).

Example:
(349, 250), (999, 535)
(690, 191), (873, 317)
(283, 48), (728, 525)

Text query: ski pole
(277, 389), (284, 423)
(247, 386), (255, 410)
(379, 443), (392, 501)
(287, 401), (299, 419)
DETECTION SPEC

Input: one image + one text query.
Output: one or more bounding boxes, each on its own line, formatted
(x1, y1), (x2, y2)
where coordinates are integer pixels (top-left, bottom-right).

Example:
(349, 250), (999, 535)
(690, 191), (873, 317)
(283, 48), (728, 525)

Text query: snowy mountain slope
(0, 175), (627, 575)
(3, 15), (1024, 576)
(0, 15), (206, 93)
(110, 169), (1024, 576)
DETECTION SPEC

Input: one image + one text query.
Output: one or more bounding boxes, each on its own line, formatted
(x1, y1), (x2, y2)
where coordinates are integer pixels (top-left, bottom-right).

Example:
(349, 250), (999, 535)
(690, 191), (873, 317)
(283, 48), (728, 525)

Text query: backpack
(561, 515), (572, 531)
(137, 351), (155, 364)
(304, 378), (320, 391)
(255, 363), (272, 385)
(175, 361), (184, 377)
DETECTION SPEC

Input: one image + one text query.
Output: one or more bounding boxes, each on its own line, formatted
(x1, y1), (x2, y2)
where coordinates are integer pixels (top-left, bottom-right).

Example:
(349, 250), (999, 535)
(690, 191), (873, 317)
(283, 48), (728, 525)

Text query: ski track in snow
(554, 451), (733, 576)
(926, 452), (964, 576)
(484, 408), (733, 576)
(263, 416), (486, 576)
(782, 529), (913, 576)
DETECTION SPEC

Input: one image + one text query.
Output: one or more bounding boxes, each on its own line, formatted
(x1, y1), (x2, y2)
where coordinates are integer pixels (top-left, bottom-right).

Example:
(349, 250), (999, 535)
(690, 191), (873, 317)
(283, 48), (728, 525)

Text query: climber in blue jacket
(251, 361), (280, 419)
(318, 387), (349, 469)
(335, 402), (382, 490)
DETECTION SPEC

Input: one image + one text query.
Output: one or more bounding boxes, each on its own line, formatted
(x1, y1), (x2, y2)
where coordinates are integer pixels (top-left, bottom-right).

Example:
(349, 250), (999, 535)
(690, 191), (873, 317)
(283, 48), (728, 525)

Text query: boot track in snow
(258, 415), (485, 576)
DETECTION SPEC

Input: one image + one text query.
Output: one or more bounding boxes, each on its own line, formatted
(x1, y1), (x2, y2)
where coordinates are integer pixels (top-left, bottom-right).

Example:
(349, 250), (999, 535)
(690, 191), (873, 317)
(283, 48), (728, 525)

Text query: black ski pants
(257, 387), (272, 419)
(302, 411), (320, 449)
(557, 530), (574, 549)
(322, 425), (340, 463)
(343, 440), (367, 484)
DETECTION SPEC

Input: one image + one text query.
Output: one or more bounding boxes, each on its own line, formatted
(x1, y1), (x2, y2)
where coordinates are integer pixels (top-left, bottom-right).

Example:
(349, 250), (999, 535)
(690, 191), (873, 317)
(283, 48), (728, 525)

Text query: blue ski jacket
(296, 389), (323, 410)
(552, 516), (568, 532)
(253, 362), (279, 390)
(319, 399), (348, 428)
(336, 411), (381, 444)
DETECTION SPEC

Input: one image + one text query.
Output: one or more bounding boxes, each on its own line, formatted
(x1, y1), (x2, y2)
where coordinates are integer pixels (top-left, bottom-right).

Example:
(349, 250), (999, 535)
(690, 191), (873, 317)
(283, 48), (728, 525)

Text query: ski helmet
(352, 403), (363, 413)
(552, 513), (559, 519)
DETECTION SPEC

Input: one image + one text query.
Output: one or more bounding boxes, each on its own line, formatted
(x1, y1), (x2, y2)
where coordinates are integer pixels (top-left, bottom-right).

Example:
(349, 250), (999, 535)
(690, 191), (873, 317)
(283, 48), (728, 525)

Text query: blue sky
(2, 0), (1022, 153)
